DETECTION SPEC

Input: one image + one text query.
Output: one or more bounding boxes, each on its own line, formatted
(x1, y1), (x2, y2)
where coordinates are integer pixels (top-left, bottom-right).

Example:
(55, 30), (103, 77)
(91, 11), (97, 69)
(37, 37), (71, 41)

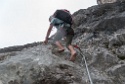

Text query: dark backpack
(53, 10), (72, 25)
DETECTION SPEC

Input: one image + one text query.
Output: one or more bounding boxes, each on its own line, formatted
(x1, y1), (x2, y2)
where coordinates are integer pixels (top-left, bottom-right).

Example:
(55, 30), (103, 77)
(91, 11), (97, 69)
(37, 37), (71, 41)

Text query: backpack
(53, 10), (72, 25)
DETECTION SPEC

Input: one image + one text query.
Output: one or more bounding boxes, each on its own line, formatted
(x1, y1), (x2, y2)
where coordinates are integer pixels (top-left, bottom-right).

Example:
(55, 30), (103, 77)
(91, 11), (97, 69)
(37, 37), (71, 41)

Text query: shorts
(53, 27), (74, 47)
(53, 27), (67, 43)
(65, 34), (74, 48)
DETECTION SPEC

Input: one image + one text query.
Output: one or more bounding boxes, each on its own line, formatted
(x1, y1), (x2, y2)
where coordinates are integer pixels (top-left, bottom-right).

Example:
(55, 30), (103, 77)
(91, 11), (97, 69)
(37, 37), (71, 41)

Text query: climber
(44, 9), (77, 62)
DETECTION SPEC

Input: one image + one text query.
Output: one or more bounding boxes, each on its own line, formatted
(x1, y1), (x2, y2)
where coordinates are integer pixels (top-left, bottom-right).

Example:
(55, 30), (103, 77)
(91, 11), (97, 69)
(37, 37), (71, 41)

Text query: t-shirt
(50, 16), (70, 29)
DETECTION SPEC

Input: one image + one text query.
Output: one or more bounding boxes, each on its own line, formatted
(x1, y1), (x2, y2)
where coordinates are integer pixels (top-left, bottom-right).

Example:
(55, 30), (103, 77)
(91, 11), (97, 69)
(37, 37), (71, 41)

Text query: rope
(73, 45), (93, 84)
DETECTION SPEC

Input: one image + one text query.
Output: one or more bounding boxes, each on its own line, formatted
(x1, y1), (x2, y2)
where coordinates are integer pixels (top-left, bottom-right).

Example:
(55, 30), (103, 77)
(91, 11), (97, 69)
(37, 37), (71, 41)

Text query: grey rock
(97, 0), (125, 5)
(0, 1), (125, 84)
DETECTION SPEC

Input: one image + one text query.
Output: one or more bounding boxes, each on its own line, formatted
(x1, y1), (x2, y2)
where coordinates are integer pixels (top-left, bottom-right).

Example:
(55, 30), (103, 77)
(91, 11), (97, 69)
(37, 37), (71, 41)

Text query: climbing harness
(73, 45), (93, 84)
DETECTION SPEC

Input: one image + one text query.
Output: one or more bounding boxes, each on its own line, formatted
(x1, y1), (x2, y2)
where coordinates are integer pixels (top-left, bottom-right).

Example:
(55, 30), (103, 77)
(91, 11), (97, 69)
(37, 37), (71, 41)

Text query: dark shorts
(65, 34), (74, 47)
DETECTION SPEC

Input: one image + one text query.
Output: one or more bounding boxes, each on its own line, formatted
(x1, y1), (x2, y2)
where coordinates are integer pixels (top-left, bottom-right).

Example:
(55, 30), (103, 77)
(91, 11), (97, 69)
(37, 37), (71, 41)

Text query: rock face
(0, 1), (125, 84)
(72, 1), (125, 84)
(97, 0), (125, 4)
(73, 1), (125, 84)
(0, 43), (85, 84)
(97, 0), (117, 4)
